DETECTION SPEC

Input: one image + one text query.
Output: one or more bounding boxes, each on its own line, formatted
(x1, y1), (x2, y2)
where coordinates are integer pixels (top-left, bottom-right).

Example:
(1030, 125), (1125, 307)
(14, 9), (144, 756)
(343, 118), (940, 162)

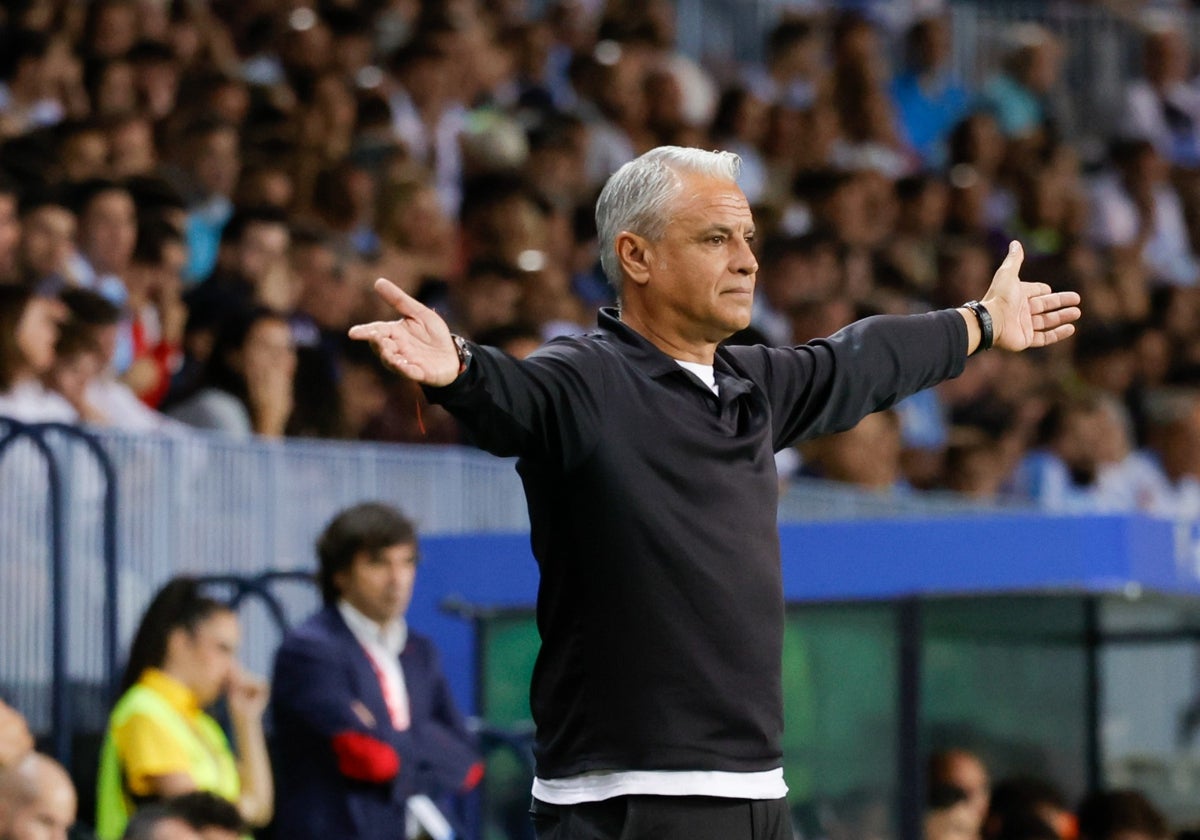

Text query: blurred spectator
(940, 425), (1012, 499)
(1118, 15), (1200, 169)
(752, 232), (841, 345)
(1077, 790), (1168, 840)
(459, 173), (556, 278)
(121, 218), (186, 409)
(885, 174), (950, 299)
(16, 186), (76, 289)
(52, 287), (177, 431)
(295, 72), (360, 172)
(361, 373), (462, 445)
(0, 177), (21, 284)
(890, 15), (972, 169)
(572, 40), (645, 188)
(793, 169), (876, 253)
(387, 39), (468, 217)
(286, 233), (378, 439)
(828, 13), (913, 179)
(0, 702), (32, 772)
(473, 321), (544, 360)
(746, 17), (826, 111)
(232, 161), (294, 213)
(177, 207), (293, 390)
(1011, 391), (1154, 511)
(54, 120), (109, 183)
(47, 286), (117, 425)
(86, 56), (138, 118)
(981, 24), (1070, 143)
(935, 237), (995, 309)
(929, 748), (991, 830)
(711, 85), (771, 205)
(926, 783), (979, 840)
(984, 776), (1074, 840)
(167, 306), (296, 438)
(374, 178), (458, 290)
(1142, 388), (1200, 516)
(0, 752), (77, 840)
(127, 176), (187, 237)
(0, 284), (74, 422)
(120, 804), (202, 840)
(946, 113), (1013, 234)
(1088, 139), (1199, 287)
(70, 178), (137, 301)
(107, 111), (160, 180)
(0, 30), (66, 139)
(307, 161), (379, 259)
(1008, 149), (1085, 259)
(1073, 321), (1140, 399)
(162, 791), (243, 840)
(327, 339), (393, 441)
(174, 117), (240, 284)
(448, 260), (527, 339)
(95, 577), (272, 840)
(127, 40), (180, 124)
(271, 503), (482, 840)
(83, 0), (140, 61)
(798, 409), (905, 491)
(290, 227), (364, 343)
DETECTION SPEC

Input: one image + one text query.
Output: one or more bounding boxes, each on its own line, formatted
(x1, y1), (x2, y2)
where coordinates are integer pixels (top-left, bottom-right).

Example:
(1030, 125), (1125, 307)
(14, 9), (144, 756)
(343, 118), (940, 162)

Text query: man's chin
(720, 310), (754, 336)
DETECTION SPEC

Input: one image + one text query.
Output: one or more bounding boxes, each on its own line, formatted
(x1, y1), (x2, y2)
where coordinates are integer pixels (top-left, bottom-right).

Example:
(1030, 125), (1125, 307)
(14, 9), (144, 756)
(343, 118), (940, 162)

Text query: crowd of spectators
(1, 694), (247, 840)
(920, 749), (1172, 840)
(2, 0), (1200, 515)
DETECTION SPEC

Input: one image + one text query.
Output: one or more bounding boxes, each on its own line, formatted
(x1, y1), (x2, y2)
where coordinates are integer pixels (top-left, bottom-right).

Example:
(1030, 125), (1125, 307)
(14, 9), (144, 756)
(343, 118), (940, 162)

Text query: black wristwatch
(962, 300), (993, 355)
(451, 334), (472, 374)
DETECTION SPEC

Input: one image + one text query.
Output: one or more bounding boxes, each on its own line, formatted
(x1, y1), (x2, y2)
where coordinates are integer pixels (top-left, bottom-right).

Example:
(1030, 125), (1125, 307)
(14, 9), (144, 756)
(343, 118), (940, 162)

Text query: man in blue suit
(270, 503), (482, 840)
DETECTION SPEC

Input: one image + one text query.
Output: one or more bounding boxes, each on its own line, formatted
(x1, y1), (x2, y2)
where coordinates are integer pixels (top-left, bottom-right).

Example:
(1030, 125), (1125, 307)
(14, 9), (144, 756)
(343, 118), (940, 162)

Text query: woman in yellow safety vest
(95, 577), (273, 840)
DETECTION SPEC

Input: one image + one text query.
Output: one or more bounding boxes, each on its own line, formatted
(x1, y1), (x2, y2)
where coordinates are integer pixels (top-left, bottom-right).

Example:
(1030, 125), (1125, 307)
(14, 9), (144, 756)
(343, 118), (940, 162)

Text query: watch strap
(962, 300), (993, 355)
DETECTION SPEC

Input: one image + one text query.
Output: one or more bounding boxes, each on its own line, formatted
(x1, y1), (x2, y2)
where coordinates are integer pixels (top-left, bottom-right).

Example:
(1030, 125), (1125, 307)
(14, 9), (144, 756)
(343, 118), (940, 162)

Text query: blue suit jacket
(269, 606), (480, 840)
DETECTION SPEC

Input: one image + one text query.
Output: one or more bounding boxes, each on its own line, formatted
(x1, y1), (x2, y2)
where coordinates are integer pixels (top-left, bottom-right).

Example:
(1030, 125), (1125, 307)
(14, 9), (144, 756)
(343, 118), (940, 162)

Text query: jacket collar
(597, 307), (751, 388)
(337, 600), (407, 659)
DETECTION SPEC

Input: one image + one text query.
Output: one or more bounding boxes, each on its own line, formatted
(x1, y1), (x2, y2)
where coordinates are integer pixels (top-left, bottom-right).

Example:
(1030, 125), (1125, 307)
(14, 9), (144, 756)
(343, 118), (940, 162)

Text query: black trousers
(530, 795), (792, 840)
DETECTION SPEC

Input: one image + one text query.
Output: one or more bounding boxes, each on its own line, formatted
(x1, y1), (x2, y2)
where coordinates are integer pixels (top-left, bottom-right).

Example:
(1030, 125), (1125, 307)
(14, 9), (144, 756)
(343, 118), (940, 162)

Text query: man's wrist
(961, 300), (993, 355)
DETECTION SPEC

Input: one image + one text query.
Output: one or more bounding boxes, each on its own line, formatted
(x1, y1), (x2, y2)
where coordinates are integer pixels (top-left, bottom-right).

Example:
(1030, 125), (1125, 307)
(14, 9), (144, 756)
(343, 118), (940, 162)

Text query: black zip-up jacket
(425, 306), (967, 780)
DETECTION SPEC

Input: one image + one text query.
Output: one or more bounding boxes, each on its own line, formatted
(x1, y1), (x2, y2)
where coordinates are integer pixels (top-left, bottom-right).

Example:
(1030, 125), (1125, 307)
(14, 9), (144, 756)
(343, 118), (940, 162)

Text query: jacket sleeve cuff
(461, 761), (485, 792)
(331, 730), (401, 783)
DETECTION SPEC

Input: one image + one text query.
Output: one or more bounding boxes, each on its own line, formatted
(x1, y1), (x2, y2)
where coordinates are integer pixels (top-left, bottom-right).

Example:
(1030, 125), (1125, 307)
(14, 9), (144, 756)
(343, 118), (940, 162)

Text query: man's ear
(615, 231), (653, 288)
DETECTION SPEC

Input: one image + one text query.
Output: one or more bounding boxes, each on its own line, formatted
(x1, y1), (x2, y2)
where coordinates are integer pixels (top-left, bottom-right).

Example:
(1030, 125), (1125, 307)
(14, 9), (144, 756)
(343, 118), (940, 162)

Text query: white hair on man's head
(595, 146), (742, 295)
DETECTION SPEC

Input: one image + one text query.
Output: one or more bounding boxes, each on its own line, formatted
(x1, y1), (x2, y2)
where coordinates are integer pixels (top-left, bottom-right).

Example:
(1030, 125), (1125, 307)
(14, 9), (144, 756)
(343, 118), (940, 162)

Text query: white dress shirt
(338, 600), (410, 730)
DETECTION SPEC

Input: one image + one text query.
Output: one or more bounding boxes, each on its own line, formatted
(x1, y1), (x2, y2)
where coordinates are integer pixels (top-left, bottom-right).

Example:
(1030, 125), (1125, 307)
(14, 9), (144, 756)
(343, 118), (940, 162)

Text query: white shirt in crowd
(0, 380), (78, 424)
(1088, 172), (1199, 286)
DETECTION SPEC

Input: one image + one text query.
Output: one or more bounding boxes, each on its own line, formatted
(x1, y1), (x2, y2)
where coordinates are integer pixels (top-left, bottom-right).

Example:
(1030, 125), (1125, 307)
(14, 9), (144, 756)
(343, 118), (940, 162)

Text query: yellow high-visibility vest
(95, 680), (240, 840)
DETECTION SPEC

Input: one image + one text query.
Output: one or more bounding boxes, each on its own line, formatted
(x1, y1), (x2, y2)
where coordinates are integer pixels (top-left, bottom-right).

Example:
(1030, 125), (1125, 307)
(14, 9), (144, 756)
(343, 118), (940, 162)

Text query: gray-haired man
(351, 146), (1081, 839)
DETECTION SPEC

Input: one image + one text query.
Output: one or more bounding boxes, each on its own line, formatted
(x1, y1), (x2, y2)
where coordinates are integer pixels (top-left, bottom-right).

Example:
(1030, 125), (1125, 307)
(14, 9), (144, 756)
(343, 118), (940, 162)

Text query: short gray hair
(595, 146), (742, 295)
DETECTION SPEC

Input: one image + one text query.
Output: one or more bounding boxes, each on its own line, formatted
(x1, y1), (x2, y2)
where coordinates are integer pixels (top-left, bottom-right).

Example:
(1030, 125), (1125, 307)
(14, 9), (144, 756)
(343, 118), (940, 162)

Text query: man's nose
(734, 237), (758, 275)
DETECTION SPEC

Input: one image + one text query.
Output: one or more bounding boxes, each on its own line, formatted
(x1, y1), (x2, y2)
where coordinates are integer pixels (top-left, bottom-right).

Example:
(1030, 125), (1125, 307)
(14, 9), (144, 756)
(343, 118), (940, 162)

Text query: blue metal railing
(0, 420), (119, 767)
